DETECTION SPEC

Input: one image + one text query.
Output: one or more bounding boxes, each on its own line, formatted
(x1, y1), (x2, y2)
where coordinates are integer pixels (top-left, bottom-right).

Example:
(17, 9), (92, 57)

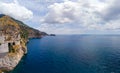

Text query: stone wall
(0, 43), (8, 53)
(0, 34), (21, 54)
(0, 36), (8, 53)
(0, 36), (4, 43)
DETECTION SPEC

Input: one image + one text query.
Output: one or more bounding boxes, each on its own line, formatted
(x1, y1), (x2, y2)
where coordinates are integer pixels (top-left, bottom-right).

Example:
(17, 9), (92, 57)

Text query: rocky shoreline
(0, 43), (27, 73)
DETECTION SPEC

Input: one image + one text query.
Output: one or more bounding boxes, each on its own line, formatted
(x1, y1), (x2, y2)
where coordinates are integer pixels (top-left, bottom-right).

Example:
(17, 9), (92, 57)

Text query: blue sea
(10, 35), (120, 73)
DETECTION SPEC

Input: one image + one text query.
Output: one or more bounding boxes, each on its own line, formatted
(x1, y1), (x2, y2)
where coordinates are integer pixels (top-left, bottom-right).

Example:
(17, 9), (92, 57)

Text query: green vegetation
(0, 14), (47, 54)
(20, 30), (28, 40)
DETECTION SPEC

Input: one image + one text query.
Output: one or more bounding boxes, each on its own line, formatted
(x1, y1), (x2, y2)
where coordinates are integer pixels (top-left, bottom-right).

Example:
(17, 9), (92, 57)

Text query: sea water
(10, 35), (120, 73)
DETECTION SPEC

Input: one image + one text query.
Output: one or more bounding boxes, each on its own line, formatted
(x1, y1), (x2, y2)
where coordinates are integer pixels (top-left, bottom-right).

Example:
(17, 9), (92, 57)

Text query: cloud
(41, 0), (103, 26)
(37, 23), (84, 34)
(1, 0), (119, 34)
(96, 0), (120, 31)
(41, 0), (90, 24)
(102, 0), (120, 21)
(40, 0), (120, 33)
(40, 0), (103, 30)
(0, 0), (33, 21)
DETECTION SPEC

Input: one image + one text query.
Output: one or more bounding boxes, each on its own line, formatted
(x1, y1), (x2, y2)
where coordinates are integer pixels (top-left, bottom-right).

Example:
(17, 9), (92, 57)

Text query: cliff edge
(0, 14), (47, 73)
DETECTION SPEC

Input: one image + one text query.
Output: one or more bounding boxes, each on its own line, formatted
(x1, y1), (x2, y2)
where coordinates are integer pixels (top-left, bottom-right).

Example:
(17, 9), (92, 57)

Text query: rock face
(0, 47), (26, 72)
(0, 14), (47, 73)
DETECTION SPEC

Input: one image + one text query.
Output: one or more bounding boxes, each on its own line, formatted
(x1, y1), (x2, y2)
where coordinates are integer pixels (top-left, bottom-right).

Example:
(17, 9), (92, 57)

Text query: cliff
(0, 14), (47, 39)
(0, 14), (47, 73)
(13, 19), (47, 38)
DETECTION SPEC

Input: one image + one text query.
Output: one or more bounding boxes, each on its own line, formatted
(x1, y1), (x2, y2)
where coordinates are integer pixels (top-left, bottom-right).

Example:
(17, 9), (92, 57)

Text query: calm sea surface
(10, 35), (120, 73)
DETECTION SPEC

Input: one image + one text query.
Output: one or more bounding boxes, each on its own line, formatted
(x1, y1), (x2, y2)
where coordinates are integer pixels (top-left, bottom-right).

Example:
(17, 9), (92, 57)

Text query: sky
(0, 0), (120, 34)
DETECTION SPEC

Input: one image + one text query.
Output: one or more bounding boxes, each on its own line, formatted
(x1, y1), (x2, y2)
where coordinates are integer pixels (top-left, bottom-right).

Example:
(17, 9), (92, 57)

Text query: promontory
(0, 14), (47, 73)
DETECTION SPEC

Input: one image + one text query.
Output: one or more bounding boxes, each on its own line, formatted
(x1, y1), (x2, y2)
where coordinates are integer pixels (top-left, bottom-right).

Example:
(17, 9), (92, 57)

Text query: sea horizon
(0, 0), (120, 73)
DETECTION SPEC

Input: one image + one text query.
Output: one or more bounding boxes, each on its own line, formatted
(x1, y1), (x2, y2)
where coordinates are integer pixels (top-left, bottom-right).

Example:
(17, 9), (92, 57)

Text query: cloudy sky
(0, 0), (120, 34)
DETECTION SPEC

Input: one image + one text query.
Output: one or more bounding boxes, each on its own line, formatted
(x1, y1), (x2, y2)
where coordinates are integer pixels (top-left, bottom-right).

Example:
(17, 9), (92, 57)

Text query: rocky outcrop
(0, 46), (27, 72)
(0, 40), (27, 73)
(0, 14), (47, 73)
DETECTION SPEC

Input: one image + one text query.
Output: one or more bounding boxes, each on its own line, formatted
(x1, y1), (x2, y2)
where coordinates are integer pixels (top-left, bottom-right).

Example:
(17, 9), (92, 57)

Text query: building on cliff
(0, 29), (21, 54)
(0, 30), (8, 53)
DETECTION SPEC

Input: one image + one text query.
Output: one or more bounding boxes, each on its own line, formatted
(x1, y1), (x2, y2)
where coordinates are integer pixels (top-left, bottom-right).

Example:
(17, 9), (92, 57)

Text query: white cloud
(41, 1), (77, 24)
(40, 0), (120, 34)
(41, 0), (103, 26)
(40, 0), (103, 30)
(1, 0), (119, 34)
(0, 0), (33, 21)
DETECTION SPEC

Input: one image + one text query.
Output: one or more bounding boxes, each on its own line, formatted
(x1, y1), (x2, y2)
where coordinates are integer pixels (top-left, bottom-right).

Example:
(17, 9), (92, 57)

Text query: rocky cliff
(0, 14), (47, 38)
(13, 18), (47, 39)
(0, 14), (47, 73)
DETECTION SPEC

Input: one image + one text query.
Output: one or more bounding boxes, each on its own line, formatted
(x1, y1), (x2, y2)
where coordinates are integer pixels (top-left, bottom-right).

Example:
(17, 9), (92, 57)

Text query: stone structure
(0, 30), (21, 54)
(0, 30), (8, 53)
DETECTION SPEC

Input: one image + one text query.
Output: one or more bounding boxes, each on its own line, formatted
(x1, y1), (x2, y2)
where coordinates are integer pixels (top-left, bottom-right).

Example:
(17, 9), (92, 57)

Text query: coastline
(0, 43), (27, 73)
(0, 14), (48, 73)
(0, 36), (47, 73)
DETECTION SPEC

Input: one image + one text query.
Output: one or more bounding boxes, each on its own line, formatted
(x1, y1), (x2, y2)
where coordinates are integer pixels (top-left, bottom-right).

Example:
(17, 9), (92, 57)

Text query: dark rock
(49, 34), (56, 36)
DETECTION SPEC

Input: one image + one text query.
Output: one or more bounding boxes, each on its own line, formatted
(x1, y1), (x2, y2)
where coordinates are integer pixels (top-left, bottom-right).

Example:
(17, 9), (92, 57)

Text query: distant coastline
(49, 34), (56, 36)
